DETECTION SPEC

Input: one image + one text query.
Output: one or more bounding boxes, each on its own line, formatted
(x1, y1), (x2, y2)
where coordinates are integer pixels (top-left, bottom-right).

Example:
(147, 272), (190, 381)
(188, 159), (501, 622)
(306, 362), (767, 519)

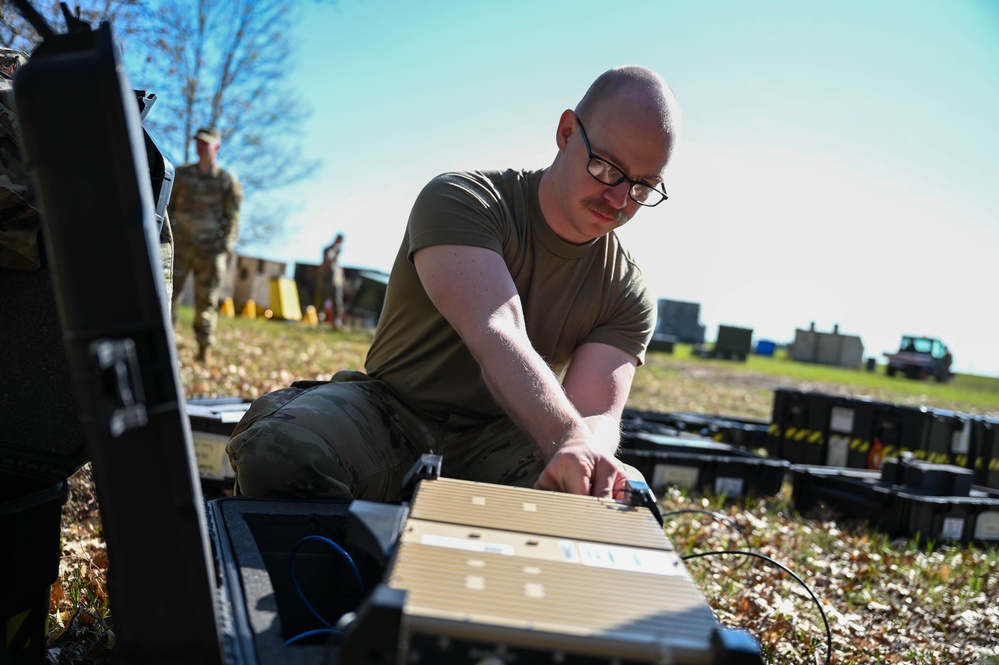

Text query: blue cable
(284, 535), (365, 646)
(284, 628), (346, 646)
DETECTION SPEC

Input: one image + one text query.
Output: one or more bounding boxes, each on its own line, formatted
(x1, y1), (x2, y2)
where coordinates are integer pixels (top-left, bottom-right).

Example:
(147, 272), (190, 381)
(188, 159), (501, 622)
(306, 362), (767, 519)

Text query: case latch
(90, 338), (148, 437)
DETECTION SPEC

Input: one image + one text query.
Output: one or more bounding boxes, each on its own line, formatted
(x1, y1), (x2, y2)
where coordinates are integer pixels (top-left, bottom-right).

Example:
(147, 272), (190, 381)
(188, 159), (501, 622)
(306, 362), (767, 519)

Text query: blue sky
(242, 0), (999, 376)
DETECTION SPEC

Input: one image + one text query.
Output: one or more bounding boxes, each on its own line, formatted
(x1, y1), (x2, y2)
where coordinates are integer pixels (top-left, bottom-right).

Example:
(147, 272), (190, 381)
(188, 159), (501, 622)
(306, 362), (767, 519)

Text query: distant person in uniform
(169, 127), (243, 363)
(228, 65), (679, 503)
(315, 233), (346, 329)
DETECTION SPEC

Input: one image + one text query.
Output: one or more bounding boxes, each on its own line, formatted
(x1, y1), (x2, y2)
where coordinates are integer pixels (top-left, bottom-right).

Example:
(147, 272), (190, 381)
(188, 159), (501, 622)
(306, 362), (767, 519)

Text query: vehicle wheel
(887, 367), (896, 377)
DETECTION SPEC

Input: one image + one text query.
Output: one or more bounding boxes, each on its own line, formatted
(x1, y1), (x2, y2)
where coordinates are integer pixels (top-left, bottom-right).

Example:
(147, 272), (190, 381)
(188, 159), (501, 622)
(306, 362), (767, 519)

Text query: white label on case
(951, 422), (971, 454)
(827, 434), (850, 467)
(420, 534), (514, 556)
(974, 512), (999, 542)
(653, 464), (699, 490)
(577, 542), (680, 576)
(941, 517), (965, 541)
(192, 432), (231, 479)
(830, 406), (855, 433)
(715, 476), (745, 497)
(559, 539), (581, 563)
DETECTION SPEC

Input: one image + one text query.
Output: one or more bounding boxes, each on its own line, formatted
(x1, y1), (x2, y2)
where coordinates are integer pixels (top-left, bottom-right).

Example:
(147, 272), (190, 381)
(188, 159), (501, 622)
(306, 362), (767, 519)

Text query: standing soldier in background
(169, 127), (243, 362)
(315, 233), (346, 329)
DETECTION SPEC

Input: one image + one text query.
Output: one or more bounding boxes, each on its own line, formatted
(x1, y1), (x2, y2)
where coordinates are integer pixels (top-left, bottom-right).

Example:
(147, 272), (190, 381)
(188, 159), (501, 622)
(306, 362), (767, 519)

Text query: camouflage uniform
(1, 49), (173, 289)
(226, 370), (642, 502)
(0, 49), (42, 273)
(168, 130), (242, 350)
(226, 371), (546, 502)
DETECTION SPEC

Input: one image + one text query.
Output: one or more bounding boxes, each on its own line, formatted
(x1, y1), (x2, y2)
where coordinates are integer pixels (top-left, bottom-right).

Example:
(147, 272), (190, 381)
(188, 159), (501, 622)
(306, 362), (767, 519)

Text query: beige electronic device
(338, 473), (761, 664)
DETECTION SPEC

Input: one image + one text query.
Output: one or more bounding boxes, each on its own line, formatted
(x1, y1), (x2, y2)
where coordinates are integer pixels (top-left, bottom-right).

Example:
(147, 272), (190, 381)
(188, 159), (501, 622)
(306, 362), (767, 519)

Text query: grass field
(46, 312), (999, 664)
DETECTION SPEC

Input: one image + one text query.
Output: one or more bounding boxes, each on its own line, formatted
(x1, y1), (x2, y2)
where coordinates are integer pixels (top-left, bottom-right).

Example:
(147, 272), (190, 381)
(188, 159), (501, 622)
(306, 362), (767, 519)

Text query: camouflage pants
(225, 371), (545, 502)
(172, 246), (228, 347)
(314, 275), (345, 325)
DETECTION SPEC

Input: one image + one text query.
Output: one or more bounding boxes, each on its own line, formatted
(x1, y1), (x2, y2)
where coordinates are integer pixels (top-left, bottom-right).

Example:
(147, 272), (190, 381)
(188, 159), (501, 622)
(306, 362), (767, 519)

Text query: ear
(554, 109), (576, 151)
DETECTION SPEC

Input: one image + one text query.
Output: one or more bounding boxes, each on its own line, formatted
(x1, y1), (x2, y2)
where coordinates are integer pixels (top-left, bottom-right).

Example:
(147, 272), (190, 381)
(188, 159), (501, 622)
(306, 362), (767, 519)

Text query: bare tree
(1, 0), (142, 52)
(3, 0), (326, 249)
(126, 0), (324, 248)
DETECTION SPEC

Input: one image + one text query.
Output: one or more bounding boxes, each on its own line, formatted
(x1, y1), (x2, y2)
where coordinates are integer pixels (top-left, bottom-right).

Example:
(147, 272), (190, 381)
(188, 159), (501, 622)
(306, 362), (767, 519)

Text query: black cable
(681, 549), (832, 665)
(661, 508), (753, 553)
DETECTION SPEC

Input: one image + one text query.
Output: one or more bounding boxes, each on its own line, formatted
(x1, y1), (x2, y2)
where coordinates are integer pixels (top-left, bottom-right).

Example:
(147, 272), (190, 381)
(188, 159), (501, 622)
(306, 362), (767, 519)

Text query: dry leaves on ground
(43, 321), (999, 664)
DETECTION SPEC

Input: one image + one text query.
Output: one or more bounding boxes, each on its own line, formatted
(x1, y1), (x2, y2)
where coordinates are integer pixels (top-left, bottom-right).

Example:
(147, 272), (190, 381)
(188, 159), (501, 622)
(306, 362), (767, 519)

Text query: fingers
(534, 460), (591, 495)
(589, 457), (617, 498)
(534, 448), (628, 498)
(533, 467), (561, 492)
(533, 451), (590, 495)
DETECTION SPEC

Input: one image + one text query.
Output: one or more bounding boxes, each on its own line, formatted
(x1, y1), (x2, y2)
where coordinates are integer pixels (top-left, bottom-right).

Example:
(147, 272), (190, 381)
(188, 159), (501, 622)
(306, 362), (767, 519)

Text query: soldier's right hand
(533, 439), (629, 499)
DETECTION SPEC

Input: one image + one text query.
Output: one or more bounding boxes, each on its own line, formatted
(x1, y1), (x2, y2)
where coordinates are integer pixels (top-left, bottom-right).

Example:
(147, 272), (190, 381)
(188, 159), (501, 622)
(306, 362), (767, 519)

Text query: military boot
(196, 343), (211, 363)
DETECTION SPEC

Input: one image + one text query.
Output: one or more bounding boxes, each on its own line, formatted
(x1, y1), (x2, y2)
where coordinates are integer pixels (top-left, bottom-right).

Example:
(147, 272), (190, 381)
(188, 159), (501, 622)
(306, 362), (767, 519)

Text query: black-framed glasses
(574, 113), (668, 207)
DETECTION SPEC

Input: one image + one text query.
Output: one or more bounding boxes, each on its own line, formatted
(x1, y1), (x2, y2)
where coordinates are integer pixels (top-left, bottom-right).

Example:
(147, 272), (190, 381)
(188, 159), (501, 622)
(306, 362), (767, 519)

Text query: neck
(538, 165), (590, 245)
(537, 167), (561, 234)
(197, 157), (215, 174)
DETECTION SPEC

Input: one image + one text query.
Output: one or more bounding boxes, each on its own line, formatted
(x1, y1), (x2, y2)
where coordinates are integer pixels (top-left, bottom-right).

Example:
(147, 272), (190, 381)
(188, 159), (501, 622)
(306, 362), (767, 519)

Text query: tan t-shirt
(365, 169), (655, 424)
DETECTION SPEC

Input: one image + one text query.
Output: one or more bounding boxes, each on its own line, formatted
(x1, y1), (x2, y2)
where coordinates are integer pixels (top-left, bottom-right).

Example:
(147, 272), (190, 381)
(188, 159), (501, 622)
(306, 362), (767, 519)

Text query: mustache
(583, 198), (627, 224)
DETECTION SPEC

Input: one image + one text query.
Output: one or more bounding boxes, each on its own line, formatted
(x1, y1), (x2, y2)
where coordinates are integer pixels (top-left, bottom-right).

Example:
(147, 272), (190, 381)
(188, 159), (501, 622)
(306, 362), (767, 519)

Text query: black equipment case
(619, 412), (788, 500)
(186, 397), (252, 496)
(791, 457), (999, 545)
(8, 15), (221, 665)
(5, 11), (763, 665)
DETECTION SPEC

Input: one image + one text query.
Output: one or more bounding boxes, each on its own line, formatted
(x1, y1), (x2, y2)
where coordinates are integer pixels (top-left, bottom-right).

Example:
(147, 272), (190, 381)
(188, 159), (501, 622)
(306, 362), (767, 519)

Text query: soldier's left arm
(560, 342), (639, 456)
(223, 173), (243, 253)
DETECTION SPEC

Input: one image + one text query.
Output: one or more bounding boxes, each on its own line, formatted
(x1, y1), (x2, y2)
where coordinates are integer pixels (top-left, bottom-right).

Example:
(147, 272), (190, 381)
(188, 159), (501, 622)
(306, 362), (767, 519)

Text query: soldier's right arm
(413, 243), (631, 500)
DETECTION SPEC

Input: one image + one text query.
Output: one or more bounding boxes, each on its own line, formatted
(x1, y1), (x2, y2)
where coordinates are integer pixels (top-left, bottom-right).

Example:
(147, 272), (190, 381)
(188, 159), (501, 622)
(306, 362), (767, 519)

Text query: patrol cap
(193, 127), (221, 145)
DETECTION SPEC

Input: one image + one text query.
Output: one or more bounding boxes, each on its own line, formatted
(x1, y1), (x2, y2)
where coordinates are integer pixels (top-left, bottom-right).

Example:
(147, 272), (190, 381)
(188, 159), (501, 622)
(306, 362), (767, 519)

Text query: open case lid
(14, 14), (224, 664)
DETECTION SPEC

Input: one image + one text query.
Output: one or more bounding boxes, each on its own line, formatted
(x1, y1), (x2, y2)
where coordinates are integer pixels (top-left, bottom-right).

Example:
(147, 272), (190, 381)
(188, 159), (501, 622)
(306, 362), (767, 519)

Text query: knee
(226, 419), (353, 499)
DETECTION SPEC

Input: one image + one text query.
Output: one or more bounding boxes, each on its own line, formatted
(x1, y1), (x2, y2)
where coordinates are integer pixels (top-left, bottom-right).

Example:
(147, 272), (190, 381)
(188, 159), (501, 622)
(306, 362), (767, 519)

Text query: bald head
(575, 65), (681, 160)
(539, 65), (681, 242)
